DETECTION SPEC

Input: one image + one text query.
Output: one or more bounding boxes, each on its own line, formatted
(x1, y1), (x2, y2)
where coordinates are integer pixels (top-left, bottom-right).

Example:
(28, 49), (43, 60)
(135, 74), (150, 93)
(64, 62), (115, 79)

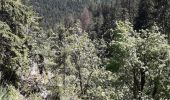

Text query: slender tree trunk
(77, 60), (83, 95)
(74, 52), (83, 95)
(133, 68), (139, 99)
(140, 68), (145, 92)
(152, 77), (159, 99)
(128, 0), (131, 21)
(63, 53), (66, 92)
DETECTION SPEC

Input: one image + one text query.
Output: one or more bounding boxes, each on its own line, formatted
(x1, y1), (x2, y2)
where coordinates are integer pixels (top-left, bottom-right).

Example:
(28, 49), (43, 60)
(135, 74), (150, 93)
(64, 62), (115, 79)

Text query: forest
(0, 0), (170, 99)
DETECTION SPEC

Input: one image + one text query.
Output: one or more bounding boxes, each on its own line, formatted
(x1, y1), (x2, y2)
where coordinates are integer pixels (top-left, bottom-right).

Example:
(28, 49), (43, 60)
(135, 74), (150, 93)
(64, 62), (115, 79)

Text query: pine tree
(154, 0), (170, 43)
(47, 22), (115, 99)
(0, 0), (32, 86)
(134, 0), (156, 30)
(0, 0), (46, 99)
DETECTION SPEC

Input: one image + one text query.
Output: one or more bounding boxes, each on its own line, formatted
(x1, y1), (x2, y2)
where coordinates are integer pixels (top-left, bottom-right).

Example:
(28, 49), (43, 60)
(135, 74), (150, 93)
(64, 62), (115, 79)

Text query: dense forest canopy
(0, 0), (170, 99)
(26, 0), (138, 28)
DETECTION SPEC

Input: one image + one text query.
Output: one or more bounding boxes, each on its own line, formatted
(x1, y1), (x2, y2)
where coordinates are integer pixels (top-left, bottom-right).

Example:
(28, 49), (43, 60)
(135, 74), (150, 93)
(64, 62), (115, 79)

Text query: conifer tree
(134, 0), (156, 30)
(47, 22), (116, 99)
(0, 0), (46, 99)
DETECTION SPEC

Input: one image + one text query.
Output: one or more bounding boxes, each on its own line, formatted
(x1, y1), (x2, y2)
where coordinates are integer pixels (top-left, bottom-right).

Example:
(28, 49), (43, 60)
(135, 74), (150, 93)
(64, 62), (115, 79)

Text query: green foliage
(106, 21), (135, 72)
(26, 0), (115, 28)
(0, 85), (23, 100)
(0, 0), (44, 99)
(46, 22), (116, 99)
(134, 0), (170, 35)
(136, 26), (170, 99)
(0, 0), (170, 99)
(107, 21), (170, 99)
(7, 85), (23, 100)
(134, 0), (156, 30)
(0, 21), (29, 85)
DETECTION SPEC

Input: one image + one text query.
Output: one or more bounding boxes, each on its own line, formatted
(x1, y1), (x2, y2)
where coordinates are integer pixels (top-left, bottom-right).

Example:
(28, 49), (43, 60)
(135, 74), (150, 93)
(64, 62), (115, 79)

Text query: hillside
(0, 0), (170, 99)
(26, 0), (130, 28)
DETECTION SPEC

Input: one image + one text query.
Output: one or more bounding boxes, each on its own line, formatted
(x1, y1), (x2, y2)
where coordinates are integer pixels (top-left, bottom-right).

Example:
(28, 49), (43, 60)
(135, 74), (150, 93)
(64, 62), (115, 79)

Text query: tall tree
(0, 0), (48, 99)
(107, 21), (170, 99)
(47, 22), (116, 99)
(134, 0), (156, 30)
(154, 0), (170, 43)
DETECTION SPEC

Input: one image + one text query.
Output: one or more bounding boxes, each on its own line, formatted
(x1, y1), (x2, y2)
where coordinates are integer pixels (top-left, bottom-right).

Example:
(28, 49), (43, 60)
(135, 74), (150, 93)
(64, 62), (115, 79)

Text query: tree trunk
(133, 68), (139, 99)
(63, 53), (66, 91)
(74, 52), (83, 95)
